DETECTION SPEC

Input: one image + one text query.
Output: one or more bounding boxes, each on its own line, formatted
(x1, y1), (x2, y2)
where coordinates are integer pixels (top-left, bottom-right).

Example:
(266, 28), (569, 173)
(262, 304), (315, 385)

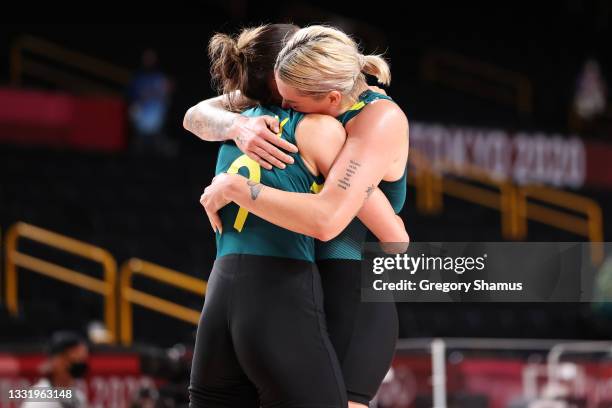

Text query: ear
(327, 91), (342, 106)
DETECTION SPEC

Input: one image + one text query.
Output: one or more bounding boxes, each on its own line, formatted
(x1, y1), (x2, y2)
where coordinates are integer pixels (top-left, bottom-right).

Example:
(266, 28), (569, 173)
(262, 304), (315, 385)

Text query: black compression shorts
(318, 259), (399, 405)
(189, 254), (347, 408)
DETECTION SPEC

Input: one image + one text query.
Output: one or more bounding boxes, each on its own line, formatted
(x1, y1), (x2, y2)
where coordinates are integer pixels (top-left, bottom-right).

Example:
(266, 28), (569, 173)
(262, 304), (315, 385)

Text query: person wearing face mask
(22, 331), (89, 408)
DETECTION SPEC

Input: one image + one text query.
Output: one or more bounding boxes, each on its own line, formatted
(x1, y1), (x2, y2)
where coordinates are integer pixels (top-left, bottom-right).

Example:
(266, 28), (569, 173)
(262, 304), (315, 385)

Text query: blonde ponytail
(362, 54), (391, 85)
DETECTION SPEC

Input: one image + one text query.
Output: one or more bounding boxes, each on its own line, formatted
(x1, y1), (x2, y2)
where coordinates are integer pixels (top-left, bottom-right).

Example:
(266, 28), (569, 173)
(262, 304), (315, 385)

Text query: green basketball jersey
(316, 89), (407, 261)
(215, 105), (321, 262)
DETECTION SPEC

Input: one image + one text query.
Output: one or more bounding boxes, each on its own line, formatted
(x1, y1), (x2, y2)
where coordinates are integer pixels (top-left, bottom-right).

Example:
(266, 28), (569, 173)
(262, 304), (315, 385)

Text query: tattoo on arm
(247, 180), (264, 200)
(234, 131), (245, 148)
(208, 112), (237, 140)
(185, 109), (207, 136)
(185, 104), (238, 141)
(337, 160), (361, 190)
(356, 185), (377, 213)
(365, 185), (376, 200)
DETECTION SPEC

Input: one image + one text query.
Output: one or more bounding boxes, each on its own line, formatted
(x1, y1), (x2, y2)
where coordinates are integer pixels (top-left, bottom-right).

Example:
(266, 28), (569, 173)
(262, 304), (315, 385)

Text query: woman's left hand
(200, 173), (235, 233)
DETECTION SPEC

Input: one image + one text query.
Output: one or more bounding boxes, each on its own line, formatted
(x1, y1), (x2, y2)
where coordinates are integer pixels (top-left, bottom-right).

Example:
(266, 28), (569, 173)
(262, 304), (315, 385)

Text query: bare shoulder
(299, 114), (345, 132)
(347, 100), (408, 146)
(297, 114), (346, 144)
(354, 99), (408, 128)
(296, 114), (347, 176)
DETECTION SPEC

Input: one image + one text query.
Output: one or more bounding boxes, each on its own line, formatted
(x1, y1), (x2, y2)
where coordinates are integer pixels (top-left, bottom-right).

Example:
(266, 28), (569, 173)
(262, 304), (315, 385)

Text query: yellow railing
(408, 150), (604, 263)
(11, 35), (132, 95)
(517, 186), (604, 263)
(119, 258), (207, 346)
(3, 222), (118, 341)
(421, 50), (533, 115)
(409, 151), (522, 240)
(0, 151), (605, 343)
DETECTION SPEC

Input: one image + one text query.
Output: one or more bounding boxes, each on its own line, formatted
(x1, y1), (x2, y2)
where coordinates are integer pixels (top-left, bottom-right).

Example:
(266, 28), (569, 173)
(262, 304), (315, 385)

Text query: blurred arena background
(1, 2), (612, 407)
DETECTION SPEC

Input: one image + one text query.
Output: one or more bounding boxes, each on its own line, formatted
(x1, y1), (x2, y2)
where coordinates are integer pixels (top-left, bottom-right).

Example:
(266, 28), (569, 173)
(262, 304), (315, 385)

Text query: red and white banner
(411, 122), (612, 190)
(0, 352), (154, 408)
(0, 88), (127, 151)
(376, 354), (612, 408)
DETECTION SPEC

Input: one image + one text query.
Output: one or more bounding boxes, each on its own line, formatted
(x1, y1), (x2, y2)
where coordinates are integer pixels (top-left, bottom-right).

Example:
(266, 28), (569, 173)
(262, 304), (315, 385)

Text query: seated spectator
(22, 331), (89, 408)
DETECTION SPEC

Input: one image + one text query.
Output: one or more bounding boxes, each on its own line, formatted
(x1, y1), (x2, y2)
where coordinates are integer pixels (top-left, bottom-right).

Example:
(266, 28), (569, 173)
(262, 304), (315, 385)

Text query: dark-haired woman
(188, 24), (408, 408)
(187, 24), (408, 408)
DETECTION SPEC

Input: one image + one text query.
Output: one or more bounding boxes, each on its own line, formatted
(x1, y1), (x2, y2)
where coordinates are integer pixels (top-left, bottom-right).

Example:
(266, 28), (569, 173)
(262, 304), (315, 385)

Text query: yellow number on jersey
(227, 156), (260, 232)
(226, 116), (290, 232)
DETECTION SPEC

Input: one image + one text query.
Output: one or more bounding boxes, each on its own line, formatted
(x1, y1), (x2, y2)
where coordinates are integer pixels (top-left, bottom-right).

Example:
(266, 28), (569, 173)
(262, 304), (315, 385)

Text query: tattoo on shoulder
(337, 160), (361, 190)
(247, 180), (264, 200)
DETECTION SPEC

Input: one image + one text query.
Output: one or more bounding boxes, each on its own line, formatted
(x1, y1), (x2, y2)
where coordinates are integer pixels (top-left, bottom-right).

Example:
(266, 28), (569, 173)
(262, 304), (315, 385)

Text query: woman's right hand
(200, 173), (241, 233)
(229, 115), (298, 170)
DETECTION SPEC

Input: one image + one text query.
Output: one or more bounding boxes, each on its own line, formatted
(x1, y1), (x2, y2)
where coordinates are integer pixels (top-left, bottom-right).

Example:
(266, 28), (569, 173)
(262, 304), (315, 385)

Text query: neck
(336, 83), (369, 115)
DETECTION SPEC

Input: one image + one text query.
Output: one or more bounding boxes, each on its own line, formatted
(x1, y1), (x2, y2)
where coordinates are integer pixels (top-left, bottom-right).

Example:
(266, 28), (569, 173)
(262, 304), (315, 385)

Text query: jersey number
(226, 117), (289, 232)
(227, 155), (260, 232)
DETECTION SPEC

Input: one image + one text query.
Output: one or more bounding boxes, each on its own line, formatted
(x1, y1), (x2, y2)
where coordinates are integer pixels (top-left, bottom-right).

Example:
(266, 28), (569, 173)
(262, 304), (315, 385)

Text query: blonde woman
(186, 24), (408, 407)
(194, 25), (409, 408)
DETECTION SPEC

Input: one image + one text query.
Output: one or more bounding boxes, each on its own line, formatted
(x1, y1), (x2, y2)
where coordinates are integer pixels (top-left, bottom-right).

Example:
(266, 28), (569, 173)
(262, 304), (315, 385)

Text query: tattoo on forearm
(365, 185), (376, 200)
(337, 160), (361, 190)
(247, 180), (264, 200)
(186, 105), (237, 141)
(209, 113), (236, 140)
(186, 112), (203, 135)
